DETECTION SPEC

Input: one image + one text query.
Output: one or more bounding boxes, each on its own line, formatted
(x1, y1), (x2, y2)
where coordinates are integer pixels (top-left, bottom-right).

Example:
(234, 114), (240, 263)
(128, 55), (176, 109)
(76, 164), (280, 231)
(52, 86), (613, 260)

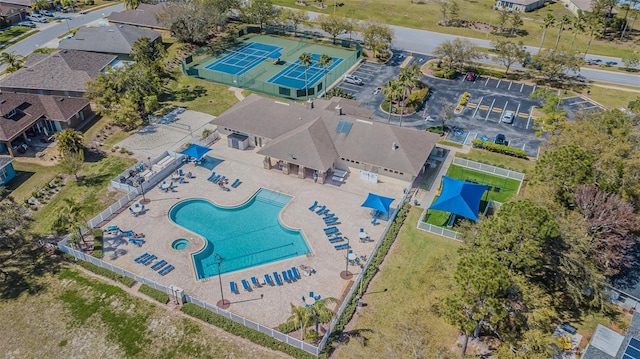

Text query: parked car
(605, 61), (618, 67)
(40, 9), (54, 16)
(465, 72), (477, 81)
(495, 134), (508, 146)
(55, 5), (69, 12)
(344, 74), (363, 85)
(27, 14), (47, 23)
(15, 21), (36, 28)
(501, 111), (514, 124)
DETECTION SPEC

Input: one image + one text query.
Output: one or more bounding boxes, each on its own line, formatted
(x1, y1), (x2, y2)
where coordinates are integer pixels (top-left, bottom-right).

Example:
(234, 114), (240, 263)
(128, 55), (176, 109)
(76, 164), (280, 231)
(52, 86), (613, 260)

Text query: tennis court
(267, 53), (344, 89)
(204, 42), (283, 76)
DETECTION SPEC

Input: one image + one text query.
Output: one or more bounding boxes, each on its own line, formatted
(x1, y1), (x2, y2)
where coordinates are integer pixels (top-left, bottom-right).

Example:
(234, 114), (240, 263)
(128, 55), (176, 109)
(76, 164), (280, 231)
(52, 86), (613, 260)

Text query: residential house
(211, 94), (440, 185)
(0, 4), (27, 26)
(0, 156), (16, 186)
(495, 0), (546, 12)
(107, 3), (169, 30)
(0, 0), (35, 12)
(59, 24), (162, 59)
(0, 49), (117, 97)
(582, 311), (640, 358)
(559, 0), (618, 16)
(0, 92), (92, 156)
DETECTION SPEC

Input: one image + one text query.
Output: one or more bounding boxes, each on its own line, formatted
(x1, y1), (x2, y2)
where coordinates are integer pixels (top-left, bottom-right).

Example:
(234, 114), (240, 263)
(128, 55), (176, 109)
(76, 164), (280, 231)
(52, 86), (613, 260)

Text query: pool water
(169, 189), (309, 279)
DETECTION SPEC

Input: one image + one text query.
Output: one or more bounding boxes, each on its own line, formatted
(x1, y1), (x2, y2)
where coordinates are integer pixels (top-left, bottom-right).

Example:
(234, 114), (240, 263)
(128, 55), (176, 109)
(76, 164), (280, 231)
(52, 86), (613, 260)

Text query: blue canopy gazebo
(181, 144), (211, 161)
(361, 193), (395, 218)
(428, 176), (489, 222)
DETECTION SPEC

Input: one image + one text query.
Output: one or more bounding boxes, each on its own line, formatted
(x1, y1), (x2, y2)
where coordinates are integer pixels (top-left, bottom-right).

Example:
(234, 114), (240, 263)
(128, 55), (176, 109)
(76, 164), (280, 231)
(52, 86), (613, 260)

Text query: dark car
(495, 134), (508, 146)
(605, 61), (618, 67)
(465, 72), (477, 81)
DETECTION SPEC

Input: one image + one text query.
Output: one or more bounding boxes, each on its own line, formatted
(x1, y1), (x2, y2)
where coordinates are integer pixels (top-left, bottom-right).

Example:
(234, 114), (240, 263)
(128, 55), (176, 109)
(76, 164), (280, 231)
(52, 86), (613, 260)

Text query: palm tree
(539, 14), (556, 50)
(31, 0), (49, 12)
(554, 15), (571, 51)
(123, 0), (140, 10)
(0, 52), (25, 73)
(571, 11), (586, 49)
(307, 297), (337, 336)
(287, 303), (311, 342)
(397, 63), (420, 126)
(584, 14), (604, 58)
(381, 79), (402, 123)
(54, 129), (84, 155)
(317, 54), (333, 98)
(298, 52), (313, 100)
(52, 198), (87, 248)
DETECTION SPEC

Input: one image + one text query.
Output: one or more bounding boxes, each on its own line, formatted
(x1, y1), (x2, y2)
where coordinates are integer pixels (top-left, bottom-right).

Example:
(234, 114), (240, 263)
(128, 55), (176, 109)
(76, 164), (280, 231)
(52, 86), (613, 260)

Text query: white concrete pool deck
(102, 138), (406, 328)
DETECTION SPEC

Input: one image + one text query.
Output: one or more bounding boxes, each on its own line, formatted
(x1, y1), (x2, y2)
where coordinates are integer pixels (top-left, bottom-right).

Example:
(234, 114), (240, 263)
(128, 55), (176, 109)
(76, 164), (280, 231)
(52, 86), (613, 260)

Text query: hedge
(181, 303), (315, 359)
(92, 229), (103, 259)
(62, 253), (136, 287)
(465, 66), (505, 79)
(427, 126), (445, 135)
(434, 68), (457, 79)
(322, 203), (411, 356)
(278, 320), (297, 334)
(406, 87), (430, 110)
(139, 284), (170, 304)
(472, 139), (528, 158)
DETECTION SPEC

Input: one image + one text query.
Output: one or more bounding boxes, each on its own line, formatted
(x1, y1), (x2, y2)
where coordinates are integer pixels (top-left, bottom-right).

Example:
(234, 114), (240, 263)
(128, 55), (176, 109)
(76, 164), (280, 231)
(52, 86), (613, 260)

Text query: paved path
(417, 144), (468, 208)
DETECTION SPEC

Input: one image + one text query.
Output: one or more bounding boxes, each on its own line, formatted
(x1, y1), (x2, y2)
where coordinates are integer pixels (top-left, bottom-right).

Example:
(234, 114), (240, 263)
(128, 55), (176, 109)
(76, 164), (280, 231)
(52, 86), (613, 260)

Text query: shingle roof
(0, 93), (90, 141)
(0, 0), (32, 7)
(0, 50), (116, 93)
(0, 156), (13, 169)
(213, 94), (439, 175)
(107, 3), (169, 30)
(59, 25), (161, 55)
(498, 0), (543, 6)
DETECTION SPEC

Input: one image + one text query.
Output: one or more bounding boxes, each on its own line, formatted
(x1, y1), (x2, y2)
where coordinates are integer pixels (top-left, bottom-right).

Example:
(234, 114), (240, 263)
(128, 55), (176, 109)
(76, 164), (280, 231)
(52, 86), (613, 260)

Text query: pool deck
(102, 138), (406, 328)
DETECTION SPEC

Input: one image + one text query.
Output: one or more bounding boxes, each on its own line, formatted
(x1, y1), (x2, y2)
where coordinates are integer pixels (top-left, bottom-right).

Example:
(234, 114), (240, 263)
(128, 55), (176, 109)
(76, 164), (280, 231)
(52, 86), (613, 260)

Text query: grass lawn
(0, 267), (286, 358)
(572, 306), (632, 350)
(6, 161), (61, 204)
(165, 69), (239, 117)
(333, 207), (460, 357)
(571, 86), (638, 111)
(456, 148), (536, 174)
(0, 27), (29, 43)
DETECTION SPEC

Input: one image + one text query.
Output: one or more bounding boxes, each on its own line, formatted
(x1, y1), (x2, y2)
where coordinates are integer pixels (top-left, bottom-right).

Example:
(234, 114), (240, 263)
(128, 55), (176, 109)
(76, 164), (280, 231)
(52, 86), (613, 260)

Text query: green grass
(165, 69), (239, 116)
(456, 148), (536, 174)
(333, 207), (460, 357)
(570, 86), (637, 111)
(0, 27), (29, 43)
(6, 161), (60, 203)
(437, 140), (463, 148)
(572, 306), (632, 349)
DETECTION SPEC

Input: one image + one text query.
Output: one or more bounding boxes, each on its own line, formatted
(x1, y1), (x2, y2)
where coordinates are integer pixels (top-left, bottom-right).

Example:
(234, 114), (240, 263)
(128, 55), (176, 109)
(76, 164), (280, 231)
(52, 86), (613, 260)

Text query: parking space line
(485, 77), (490, 86)
(499, 101), (508, 123)
(508, 81), (513, 90)
(496, 79), (501, 88)
(472, 96), (483, 118)
(532, 85), (537, 93)
(486, 99), (495, 121)
(520, 83), (524, 92)
(582, 105), (601, 110)
(526, 107), (533, 129)
(514, 103), (521, 126)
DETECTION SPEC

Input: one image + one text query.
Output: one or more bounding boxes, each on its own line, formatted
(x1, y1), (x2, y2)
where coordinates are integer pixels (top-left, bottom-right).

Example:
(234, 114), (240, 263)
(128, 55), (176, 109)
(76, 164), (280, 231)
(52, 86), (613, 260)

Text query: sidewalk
(414, 143), (469, 208)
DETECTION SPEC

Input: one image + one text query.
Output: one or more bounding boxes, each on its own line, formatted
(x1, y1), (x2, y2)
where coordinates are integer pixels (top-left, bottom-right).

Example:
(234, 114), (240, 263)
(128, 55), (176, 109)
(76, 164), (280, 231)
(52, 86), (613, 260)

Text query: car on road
(465, 72), (477, 81)
(27, 14), (47, 23)
(15, 21), (36, 28)
(495, 134), (508, 146)
(501, 111), (514, 124)
(40, 9), (54, 16)
(605, 61), (618, 67)
(344, 74), (363, 86)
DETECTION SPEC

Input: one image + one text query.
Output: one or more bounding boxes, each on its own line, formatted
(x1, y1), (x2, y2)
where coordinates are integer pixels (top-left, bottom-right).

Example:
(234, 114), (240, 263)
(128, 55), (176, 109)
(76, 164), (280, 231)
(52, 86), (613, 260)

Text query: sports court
(267, 53), (343, 89)
(204, 42), (283, 76)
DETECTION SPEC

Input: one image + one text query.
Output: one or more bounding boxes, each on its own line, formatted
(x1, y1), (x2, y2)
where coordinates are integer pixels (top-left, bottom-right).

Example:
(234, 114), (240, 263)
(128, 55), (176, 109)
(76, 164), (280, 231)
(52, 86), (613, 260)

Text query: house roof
(0, 92), (90, 141)
(0, 4), (27, 15)
(107, 3), (169, 30)
(497, 0), (543, 6)
(0, 0), (32, 7)
(582, 312), (640, 359)
(0, 50), (116, 93)
(59, 25), (161, 55)
(213, 94), (439, 176)
(0, 156), (13, 169)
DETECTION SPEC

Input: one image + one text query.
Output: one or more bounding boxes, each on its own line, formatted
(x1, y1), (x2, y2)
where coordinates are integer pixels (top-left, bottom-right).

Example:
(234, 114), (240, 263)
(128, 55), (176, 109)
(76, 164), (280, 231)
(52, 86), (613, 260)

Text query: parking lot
(561, 96), (603, 119)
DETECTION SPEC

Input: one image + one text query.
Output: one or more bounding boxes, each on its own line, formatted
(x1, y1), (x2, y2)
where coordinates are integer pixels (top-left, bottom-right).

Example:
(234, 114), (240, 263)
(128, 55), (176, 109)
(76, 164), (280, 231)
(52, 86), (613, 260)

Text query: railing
(86, 191), (139, 229)
(415, 220), (461, 241)
(452, 157), (525, 194)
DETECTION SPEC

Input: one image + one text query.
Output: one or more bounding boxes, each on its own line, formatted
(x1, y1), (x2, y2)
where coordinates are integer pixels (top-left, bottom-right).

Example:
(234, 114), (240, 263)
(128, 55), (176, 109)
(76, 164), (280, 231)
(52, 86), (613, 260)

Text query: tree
(361, 23), (394, 59)
(54, 129), (84, 155)
(306, 297), (337, 336)
(439, 0), (450, 25)
(298, 52), (313, 100)
(449, 1), (459, 25)
(157, 0), (227, 45)
(492, 40), (528, 74)
(59, 149), (84, 181)
(56, 0), (76, 13)
(279, 8), (308, 37)
(317, 53), (333, 98)
(539, 14), (555, 50)
(441, 99), (454, 132)
(52, 198), (87, 248)
(629, 97), (640, 114)
(510, 11), (523, 35)
(584, 14), (605, 57)
(532, 144), (595, 203)
(433, 38), (483, 70)
(398, 63), (420, 124)
(530, 49), (582, 81)
(571, 11), (587, 49)
(529, 89), (567, 135)
(0, 52), (24, 73)
(620, 0), (639, 39)
(130, 37), (166, 73)
(287, 303), (311, 342)
(622, 50), (640, 70)
(554, 15), (571, 51)
(123, 0), (140, 10)
(381, 79), (402, 123)
(240, 0), (280, 31)
(31, 0), (49, 11)
(497, 9), (509, 33)
(315, 14), (349, 44)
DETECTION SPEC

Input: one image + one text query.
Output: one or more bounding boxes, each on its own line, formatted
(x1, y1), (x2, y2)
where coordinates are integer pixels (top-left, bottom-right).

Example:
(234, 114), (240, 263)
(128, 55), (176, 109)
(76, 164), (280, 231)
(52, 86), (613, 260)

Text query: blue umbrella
(180, 144), (211, 161)
(269, 51), (282, 59)
(361, 193), (395, 214)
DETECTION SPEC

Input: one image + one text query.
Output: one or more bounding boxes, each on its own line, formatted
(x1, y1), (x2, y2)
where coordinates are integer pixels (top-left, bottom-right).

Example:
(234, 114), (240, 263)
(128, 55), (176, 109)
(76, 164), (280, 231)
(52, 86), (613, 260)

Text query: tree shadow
(77, 173), (111, 187)
(4, 170), (35, 193)
(0, 244), (63, 300)
(83, 148), (106, 163)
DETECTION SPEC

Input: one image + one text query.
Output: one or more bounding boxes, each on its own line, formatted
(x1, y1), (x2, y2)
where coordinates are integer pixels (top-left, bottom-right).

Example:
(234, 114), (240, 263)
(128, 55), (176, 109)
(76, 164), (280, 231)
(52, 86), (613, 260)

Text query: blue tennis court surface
(204, 42), (283, 76)
(267, 53), (344, 89)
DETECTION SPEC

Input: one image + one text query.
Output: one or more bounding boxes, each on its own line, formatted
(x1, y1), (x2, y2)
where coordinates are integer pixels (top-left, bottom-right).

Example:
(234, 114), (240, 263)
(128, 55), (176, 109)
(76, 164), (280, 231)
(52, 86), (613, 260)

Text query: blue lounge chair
(207, 171), (216, 181)
(159, 265), (174, 276)
(120, 229), (134, 237)
(251, 276), (260, 287)
(324, 226), (338, 233)
(309, 291), (314, 298)
(273, 272), (283, 286)
(264, 274), (274, 286)
(318, 209), (330, 216)
(282, 270), (290, 282)
(372, 217), (378, 225)
(242, 279), (252, 292)
(335, 243), (350, 250)
(105, 225), (119, 232)
(329, 236), (343, 243)
(325, 218), (338, 225)
(211, 174), (220, 183)
(151, 259), (167, 270)
(315, 205), (326, 214)
(231, 178), (241, 188)
(323, 214), (335, 220)
(287, 269), (295, 281)
(314, 294), (321, 301)
(292, 267), (301, 280)
(325, 228), (339, 236)
(134, 252), (150, 263)
(142, 255), (156, 265)
(230, 281), (239, 294)
(128, 238), (145, 246)
(308, 201), (318, 211)
(178, 168), (183, 176)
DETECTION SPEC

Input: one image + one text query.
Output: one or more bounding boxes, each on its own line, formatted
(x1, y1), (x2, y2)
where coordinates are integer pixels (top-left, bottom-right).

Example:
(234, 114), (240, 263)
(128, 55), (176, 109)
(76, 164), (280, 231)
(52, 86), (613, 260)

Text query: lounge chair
(251, 276), (261, 287)
(324, 226), (338, 233)
(329, 236), (343, 243)
(120, 229), (134, 237)
(178, 169), (183, 176)
(128, 238), (145, 247)
(315, 205), (326, 214)
(371, 217), (378, 225)
(318, 209), (330, 216)
(292, 267), (301, 280)
(282, 270), (290, 282)
(105, 225), (120, 232)
(273, 272), (283, 286)
(335, 243), (350, 250)
(324, 228), (339, 236)
(314, 294), (321, 301)
(142, 254), (156, 265)
(308, 201), (319, 211)
(211, 174), (221, 183)
(264, 273), (274, 286)
(287, 269), (295, 281)
(242, 279), (252, 292)
(230, 281), (239, 294)
(134, 252), (150, 263)
(207, 171), (216, 181)
(159, 265), (174, 276)
(323, 213), (335, 220)
(309, 291), (314, 298)
(129, 207), (138, 217)
(231, 178), (241, 188)
(325, 218), (338, 225)
(151, 259), (167, 270)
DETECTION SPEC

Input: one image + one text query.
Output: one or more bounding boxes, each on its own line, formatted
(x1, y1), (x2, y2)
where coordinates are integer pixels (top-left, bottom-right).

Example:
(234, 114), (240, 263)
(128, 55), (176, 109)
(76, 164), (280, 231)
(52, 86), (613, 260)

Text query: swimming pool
(169, 189), (309, 279)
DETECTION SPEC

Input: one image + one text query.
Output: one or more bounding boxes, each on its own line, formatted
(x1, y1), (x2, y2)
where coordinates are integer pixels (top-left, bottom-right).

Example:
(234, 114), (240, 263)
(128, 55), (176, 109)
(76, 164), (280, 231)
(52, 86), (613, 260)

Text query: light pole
(214, 253), (230, 309)
(340, 237), (353, 280)
(135, 176), (150, 205)
(65, 19), (71, 33)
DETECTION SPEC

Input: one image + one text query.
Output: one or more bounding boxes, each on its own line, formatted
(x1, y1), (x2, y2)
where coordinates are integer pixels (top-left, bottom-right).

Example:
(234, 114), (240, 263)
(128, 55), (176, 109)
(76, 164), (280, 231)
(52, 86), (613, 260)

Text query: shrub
(92, 229), (103, 258)
(406, 87), (430, 110)
(277, 320), (297, 334)
(62, 253), (136, 287)
(181, 303), (315, 359)
(139, 284), (170, 304)
(427, 126), (445, 135)
(472, 139), (528, 158)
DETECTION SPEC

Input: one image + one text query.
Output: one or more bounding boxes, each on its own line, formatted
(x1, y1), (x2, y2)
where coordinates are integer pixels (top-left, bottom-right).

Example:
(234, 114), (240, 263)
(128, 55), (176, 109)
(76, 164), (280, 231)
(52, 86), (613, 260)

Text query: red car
(465, 72), (477, 81)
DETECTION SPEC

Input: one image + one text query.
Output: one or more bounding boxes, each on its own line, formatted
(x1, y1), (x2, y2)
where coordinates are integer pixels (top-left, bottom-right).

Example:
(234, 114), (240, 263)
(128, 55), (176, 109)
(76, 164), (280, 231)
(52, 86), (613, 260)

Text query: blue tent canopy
(181, 144), (211, 160)
(428, 176), (489, 221)
(269, 51), (282, 59)
(361, 193), (395, 214)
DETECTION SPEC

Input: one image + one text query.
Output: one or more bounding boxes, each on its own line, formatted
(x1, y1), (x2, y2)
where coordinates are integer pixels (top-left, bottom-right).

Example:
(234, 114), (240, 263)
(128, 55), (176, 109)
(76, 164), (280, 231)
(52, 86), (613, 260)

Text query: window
(0, 166), (8, 182)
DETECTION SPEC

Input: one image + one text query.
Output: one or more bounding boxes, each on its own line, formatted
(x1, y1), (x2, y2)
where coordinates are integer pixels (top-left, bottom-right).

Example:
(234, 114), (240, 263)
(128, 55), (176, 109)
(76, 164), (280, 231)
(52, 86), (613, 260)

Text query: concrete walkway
(229, 87), (246, 101)
(417, 143), (470, 208)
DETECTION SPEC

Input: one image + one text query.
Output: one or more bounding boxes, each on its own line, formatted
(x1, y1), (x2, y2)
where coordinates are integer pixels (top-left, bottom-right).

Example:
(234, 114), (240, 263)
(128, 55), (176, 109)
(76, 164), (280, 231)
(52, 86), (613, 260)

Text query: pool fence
(452, 157), (525, 194)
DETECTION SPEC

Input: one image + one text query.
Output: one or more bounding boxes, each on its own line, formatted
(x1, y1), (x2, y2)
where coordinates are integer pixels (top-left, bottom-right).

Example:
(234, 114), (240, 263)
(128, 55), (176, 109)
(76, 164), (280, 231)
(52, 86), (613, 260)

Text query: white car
(27, 14), (47, 23)
(344, 74), (363, 86)
(40, 9), (54, 17)
(501, 111), (514, 124)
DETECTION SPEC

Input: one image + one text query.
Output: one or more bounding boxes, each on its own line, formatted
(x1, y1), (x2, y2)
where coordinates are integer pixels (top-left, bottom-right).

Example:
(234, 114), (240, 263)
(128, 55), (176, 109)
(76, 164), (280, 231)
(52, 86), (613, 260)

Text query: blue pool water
(169, 189), (309, 279)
